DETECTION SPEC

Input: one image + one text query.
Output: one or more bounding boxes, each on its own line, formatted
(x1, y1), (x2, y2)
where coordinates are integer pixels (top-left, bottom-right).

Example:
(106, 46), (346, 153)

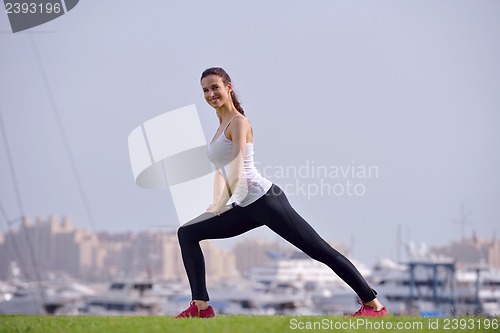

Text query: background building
(0, 215), (237, 283)
(232, 238), (283, 278)
(430, 233), (500, 269)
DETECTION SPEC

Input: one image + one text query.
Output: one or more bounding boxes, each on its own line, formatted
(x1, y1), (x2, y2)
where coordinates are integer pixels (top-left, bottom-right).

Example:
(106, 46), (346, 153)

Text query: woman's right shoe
(175, 301), (216, 318)
(352, 300), (387, 317)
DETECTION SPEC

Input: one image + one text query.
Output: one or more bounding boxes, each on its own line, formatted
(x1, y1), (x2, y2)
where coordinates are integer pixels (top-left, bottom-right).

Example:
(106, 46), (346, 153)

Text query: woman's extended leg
(246, 184), (381, 305)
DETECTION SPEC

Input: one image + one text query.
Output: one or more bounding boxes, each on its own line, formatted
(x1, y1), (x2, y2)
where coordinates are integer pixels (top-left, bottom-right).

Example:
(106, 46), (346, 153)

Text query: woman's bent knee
(177, 226), (189, 243)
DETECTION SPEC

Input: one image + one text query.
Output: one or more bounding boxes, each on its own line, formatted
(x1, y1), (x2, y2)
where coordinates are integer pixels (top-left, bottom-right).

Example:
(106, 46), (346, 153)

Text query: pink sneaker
(175, 301), (216, 318)
(352, 300), (387, 317)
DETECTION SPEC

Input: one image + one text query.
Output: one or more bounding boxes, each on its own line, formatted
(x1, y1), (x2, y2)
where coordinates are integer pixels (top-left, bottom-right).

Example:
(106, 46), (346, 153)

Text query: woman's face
(201, 75), (232, 109)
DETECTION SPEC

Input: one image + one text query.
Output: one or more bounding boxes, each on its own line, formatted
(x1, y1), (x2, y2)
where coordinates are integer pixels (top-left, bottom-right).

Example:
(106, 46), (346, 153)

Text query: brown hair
(201, 67), (245, 116)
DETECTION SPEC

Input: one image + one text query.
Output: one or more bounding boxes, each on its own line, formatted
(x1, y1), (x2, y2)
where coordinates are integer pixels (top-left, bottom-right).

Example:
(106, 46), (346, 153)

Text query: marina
(1, 244), (499, 317)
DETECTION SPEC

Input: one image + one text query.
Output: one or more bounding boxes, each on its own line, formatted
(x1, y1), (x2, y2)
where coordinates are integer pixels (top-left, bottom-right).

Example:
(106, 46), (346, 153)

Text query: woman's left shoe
(175, 301), (216, 318)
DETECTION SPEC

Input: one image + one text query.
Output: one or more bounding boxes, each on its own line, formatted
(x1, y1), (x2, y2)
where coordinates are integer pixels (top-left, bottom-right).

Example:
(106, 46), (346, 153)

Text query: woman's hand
(206, 203), (217, 212)
(206, 203), (231, 216)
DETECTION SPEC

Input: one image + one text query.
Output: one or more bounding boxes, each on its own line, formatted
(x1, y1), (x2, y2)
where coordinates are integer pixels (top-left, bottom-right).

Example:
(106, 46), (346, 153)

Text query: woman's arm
(209, 115), (249, 214)
(210, 169), (226, 206)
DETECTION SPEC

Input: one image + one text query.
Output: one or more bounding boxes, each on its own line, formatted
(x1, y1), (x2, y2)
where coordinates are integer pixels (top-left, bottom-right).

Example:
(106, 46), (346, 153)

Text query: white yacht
(81, 279), (164, 315)
(250, 250), (371, 290)
(247, 250), (368, 315)
(0, 279), (95, 315)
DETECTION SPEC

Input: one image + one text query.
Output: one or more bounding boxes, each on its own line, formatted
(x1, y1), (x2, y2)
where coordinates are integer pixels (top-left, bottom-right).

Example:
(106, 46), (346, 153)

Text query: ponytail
(230, 90), (245, 116)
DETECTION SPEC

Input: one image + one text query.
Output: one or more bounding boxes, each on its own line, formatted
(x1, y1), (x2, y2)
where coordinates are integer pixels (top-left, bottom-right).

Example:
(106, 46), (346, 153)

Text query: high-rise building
(0, 215), (238, 283)
(489, 239), (500, 269)
(0, 215), (103, 280)
(201, 240), (239, 282)
(232, 238), (290, 277)
(430, 235), (500, 269)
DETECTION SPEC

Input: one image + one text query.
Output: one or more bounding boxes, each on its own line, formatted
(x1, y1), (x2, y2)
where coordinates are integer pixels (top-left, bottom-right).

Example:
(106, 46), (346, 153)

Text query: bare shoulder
(227, 114), (252, 141)
(231, 114), (250, 128)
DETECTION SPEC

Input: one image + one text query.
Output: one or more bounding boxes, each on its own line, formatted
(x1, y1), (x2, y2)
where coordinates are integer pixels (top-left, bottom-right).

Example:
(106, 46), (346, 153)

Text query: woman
(176, 67), (386, 318)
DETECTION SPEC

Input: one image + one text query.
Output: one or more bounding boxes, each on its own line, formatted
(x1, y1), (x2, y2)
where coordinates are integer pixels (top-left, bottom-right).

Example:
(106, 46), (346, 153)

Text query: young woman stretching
(176, 67), (386, 318)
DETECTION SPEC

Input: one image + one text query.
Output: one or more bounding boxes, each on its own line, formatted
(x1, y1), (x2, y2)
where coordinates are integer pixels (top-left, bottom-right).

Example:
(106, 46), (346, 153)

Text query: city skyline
(1, 213), (498, 283)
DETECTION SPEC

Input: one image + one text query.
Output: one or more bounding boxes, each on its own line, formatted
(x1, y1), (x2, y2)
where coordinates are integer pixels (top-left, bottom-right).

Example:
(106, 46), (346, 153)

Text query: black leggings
(177, 183), (377, 302)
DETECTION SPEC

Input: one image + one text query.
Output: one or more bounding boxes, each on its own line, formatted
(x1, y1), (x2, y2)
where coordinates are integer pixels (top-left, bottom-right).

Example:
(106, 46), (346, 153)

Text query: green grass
(0, 315), (499, 333)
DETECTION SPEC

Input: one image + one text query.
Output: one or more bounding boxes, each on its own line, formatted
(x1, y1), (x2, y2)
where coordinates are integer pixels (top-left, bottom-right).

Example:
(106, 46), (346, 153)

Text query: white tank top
(207, 115), (273, 207)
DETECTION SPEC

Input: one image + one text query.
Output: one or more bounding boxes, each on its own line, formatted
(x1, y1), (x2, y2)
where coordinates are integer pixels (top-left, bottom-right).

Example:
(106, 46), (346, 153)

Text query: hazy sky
(1, 0), (499, 267)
